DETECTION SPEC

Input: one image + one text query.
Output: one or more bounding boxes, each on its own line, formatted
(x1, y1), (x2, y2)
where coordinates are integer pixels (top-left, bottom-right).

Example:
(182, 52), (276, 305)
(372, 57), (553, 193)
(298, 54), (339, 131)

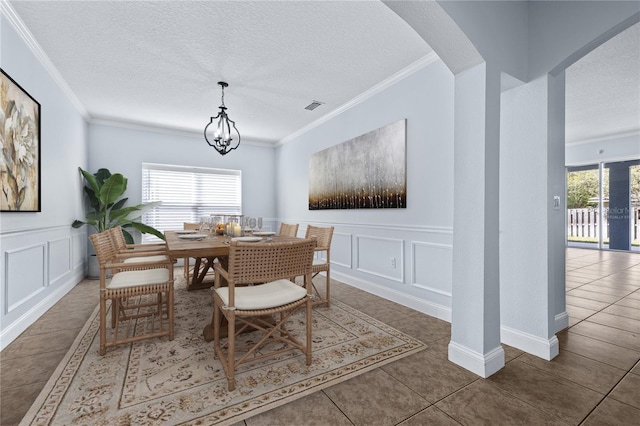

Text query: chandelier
(204, 81), (241, 156)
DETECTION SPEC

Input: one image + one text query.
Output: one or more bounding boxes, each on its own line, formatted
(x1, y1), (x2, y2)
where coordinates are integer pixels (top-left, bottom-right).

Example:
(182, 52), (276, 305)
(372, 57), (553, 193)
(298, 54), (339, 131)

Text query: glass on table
(257, 217), (263, 231)
(199, 216), (212, 233)
(249, 217), (257, 232)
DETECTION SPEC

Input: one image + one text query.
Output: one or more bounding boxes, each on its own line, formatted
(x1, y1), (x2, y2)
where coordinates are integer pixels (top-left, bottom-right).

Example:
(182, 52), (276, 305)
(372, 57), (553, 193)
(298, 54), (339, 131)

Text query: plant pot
(88, 254), (112, 280)
(88, 254), (100, 279)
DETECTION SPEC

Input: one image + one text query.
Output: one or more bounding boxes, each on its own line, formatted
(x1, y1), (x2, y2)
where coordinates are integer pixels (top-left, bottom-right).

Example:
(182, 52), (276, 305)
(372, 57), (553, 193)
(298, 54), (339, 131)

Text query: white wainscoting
(330, 232), (352, 268)
(291, 221), (454, 322)
(0, 226), (87, 350)
(356, 235), (404, 282)
(5, 242), (47, 312)
(411, 241), (453, 298)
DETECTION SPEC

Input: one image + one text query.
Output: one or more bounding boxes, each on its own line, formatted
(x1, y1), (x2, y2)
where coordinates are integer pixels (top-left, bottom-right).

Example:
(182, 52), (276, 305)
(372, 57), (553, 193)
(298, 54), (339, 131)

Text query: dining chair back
(304, 225), (334, 305)
(211, 237), (316, 391)
(90, 230), (175, 355)
(108, 227), (169, 268)
(278, 222), (299, 237)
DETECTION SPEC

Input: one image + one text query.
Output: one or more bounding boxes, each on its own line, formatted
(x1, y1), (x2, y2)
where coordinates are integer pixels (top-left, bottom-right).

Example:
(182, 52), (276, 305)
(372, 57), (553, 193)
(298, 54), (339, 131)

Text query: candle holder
(225, 215), (244, 237)
(212, 215), (224, 234)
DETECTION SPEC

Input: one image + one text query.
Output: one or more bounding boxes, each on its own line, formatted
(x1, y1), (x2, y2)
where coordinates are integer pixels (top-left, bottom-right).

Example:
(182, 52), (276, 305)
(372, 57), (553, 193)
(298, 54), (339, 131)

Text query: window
(141, 163), (242, 242)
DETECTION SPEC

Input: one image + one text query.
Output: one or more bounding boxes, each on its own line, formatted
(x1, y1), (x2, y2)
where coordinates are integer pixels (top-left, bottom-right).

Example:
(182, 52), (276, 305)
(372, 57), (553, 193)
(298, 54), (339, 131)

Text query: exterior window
(141, 163), (241, 242)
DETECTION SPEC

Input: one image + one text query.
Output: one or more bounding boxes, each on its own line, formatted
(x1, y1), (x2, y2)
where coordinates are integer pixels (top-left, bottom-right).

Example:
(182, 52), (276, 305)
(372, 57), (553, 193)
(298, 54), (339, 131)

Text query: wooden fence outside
(568, 207), (640, 241)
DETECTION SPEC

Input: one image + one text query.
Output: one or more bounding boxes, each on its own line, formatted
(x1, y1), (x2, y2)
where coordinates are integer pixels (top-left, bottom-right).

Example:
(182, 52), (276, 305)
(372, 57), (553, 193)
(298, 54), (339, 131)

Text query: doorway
(567, 160), (640, 251)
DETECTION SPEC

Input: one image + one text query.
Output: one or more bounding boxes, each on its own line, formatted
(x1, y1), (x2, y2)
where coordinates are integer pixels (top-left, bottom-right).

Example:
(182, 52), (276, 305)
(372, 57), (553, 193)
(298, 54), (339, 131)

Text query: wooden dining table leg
(187, 256), (221, 291)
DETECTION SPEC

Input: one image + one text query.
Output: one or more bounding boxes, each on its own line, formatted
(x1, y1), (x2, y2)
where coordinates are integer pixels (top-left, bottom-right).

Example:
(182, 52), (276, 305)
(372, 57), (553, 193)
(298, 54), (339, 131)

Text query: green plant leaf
(110, 205), (141, 222)
(111, 198), (128, 211)
(121, 227), (135, 245)
(99, 174), (127, 206)
(130, 222), (166, 240)
(79, 167), (100, 197)
(73, 167), (164, 239)
(83, 186), (100, 211)
(94, 168), (112, 187)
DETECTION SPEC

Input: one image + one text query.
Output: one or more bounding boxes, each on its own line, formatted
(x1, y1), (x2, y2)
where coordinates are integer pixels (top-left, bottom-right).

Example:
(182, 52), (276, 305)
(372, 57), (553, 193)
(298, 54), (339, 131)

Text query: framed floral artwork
(1, 68), (41, 212)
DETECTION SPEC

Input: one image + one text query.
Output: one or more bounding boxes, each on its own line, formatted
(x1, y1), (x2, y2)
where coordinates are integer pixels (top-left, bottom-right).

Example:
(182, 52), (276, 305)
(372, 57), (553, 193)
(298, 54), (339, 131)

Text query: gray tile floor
(1, 248), (639, 425)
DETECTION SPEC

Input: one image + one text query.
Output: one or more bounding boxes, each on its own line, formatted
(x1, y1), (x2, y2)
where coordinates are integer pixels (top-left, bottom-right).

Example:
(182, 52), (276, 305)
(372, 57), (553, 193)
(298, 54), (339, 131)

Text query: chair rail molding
(0, 225), (87, 350)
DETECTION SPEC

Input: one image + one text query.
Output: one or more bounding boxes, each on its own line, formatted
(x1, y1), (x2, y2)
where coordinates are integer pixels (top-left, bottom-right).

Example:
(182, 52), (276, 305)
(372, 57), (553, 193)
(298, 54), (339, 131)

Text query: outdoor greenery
(72, 167), (164, 244)
(567, 165), (640, 209)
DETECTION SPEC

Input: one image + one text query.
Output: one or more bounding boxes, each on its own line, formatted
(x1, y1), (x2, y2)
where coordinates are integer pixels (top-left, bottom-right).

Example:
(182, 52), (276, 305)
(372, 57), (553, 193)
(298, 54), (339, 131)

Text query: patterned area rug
(21, 278), (426, 425)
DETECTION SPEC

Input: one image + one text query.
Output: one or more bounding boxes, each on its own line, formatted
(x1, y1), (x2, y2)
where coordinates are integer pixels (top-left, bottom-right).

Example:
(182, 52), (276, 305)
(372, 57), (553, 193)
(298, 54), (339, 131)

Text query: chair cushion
(215, 279), (307, 310)
(108, 268), (170, 290)
(123, 255), (168, 263)
(312, 259), (327, 266)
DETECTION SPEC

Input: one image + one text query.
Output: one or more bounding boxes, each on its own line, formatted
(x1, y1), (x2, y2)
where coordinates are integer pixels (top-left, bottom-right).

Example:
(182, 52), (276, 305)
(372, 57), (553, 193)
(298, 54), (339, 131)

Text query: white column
(499, 71), (566, 360)
(448, 62), (505, 377)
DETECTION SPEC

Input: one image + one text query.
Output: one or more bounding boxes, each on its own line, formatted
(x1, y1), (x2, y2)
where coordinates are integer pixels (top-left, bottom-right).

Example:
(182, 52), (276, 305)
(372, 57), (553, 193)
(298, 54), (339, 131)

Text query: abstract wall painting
(1, 69), (41, 212)
(309, 119), (406, 210)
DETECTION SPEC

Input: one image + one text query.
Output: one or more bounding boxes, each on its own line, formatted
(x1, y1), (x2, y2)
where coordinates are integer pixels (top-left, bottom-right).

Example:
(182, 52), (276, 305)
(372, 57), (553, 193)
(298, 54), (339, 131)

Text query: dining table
(164, 230), (301, 341)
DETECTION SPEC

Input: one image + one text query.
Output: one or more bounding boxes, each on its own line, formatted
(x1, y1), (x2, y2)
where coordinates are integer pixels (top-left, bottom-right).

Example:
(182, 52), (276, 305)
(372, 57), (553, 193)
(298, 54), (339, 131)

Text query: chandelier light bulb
(204, 81), (241, 156)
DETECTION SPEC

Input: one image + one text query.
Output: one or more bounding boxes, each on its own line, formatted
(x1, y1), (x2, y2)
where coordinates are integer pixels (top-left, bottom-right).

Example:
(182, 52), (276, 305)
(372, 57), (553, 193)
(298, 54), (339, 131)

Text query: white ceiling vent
(305, 100), (324, 111)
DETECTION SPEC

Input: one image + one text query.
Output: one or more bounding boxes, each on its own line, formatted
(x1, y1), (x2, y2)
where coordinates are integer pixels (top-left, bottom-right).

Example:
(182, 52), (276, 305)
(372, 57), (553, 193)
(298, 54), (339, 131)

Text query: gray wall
(0, 11), (89, 349)
(275, 60), (456, 319)
(88, 123), (278, 228)
(566, 133), (640, 166)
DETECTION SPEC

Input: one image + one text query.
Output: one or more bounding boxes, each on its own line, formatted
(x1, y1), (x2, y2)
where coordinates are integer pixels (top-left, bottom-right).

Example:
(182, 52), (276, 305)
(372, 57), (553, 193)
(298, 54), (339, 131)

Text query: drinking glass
(249, 217), (257, 232)
(199, 216), (211, 233)
(257, 217), (263, 231)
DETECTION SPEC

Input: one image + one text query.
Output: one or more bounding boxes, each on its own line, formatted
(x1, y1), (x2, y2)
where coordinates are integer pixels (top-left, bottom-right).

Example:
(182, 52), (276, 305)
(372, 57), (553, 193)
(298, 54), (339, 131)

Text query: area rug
(21, 278), (426, 426)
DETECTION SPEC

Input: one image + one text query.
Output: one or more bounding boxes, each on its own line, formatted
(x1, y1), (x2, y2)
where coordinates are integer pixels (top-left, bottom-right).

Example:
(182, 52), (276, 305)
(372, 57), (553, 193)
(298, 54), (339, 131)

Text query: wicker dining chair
(182, 222), (200, 281)
(212, 238), (316, 391)
(109, 226), (167, 253)
(108, 226), (170, 267)
(278, 222), (299, 237)
(304, 225), (334, 306)
(90, 230), (175, 356)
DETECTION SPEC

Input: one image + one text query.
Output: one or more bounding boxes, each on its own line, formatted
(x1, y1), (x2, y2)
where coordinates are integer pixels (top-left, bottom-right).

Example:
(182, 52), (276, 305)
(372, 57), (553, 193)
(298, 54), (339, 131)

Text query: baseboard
(501, 325), (559, 360)
(331, 270), (451, 322)
(555, 311), (569, 333)
(0, 266), (85, 351)
(448, 341), (505, 378)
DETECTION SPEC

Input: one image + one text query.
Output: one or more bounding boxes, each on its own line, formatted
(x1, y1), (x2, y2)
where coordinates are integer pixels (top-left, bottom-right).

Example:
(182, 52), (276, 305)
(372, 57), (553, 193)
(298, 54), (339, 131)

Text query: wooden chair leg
(112, 298), (119, 328)
(325, 269), (330, 304)
(168, 287), (175, 340)
(306, 297), (312, 365)
(100, 296), (107, 356)
(227, 309), (236, 391)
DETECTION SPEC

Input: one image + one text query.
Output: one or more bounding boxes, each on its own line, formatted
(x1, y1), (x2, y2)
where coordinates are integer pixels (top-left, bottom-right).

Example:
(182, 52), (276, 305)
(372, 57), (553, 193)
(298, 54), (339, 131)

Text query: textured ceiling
(6, 1), (639, 146)
(8, 0), (432, 144)
(565, 21), (640, 144)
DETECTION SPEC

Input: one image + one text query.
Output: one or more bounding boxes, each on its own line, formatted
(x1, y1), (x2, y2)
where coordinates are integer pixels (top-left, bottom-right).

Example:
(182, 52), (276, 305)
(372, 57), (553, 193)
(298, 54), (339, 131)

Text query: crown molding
(277, 52), (441, 146)
(90, 117), (275, 148)
(1, 0), (90, 120)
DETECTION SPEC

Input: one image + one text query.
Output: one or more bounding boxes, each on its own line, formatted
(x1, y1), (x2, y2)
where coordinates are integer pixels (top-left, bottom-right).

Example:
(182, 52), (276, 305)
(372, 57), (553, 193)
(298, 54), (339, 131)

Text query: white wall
(437, 0), (529, 81)
(528, 1), (640, 78)
(566, 133), (640, 166)
(275, 60), (455, 319)
(499, 73), (566, 360)
(0, 10), (89, 349)
(88, 123), (278, 231)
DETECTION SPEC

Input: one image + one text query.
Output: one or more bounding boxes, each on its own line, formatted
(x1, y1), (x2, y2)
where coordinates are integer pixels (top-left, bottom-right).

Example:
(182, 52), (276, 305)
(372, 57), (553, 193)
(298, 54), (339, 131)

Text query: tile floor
(1, 247), (639, 425)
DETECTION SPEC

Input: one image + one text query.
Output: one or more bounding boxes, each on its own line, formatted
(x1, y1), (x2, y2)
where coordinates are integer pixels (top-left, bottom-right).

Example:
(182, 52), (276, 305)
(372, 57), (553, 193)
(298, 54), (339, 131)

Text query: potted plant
(72, 167), (164, 277)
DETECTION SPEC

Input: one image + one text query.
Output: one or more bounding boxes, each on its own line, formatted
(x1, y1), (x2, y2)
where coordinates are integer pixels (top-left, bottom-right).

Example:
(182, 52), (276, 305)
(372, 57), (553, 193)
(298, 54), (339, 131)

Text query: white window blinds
(141, 163), (242, 242)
